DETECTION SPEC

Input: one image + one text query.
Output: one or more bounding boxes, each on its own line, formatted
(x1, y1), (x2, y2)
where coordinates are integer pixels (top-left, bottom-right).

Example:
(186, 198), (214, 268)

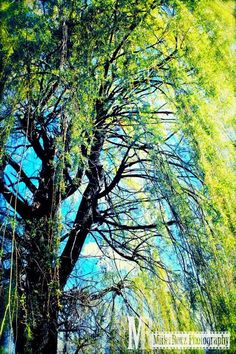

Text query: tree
(0, 0), (235, 353)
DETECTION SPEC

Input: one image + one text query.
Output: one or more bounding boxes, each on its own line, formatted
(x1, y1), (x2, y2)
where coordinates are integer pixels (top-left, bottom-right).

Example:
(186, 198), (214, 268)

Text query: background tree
(0, 0), (235, 353)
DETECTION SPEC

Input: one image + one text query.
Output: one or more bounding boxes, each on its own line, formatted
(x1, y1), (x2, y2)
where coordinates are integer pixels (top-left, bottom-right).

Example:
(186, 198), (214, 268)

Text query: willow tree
(0, 0), (235, 353)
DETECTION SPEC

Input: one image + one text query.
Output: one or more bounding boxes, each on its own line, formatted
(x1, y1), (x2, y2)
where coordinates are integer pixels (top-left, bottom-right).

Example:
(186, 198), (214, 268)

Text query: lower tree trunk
(31, 308), (58, 354)
(15, 297), (58, 354)
(14, 222), (60, 354)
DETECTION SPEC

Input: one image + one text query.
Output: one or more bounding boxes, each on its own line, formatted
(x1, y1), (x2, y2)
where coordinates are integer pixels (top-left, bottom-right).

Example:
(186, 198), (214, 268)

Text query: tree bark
(14, 222), (60, 354)
(15, 304), (58, 354)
